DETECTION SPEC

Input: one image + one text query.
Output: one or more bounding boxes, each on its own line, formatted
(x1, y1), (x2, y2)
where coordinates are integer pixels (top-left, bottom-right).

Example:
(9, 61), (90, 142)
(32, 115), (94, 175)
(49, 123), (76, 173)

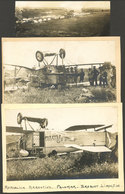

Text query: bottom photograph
(2, 103), (124, 192)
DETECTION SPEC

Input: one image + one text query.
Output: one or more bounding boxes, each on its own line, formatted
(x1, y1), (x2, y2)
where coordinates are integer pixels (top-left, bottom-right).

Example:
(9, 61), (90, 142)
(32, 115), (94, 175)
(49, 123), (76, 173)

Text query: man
(102, 70), (108, 87)
(92, 66), (99, 86)
(74, 66), (78, 84)
(79, 69), (85, 82)
(99, 66), (103, 86)
(70, 67), (74, 83)
(88, 68), (93, 86)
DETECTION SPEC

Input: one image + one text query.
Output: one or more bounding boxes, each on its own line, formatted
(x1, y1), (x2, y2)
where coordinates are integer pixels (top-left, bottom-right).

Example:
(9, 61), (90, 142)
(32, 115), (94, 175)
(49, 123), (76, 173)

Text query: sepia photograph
(2, 104), (124, 192)
(15, 1), (110, 37)
(2, 37), (120, 104)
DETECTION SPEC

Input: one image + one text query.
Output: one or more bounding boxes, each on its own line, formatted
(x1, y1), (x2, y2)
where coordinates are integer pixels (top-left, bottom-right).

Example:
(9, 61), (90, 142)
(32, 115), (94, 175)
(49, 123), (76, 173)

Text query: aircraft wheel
(52, 150), (57, 156)
(48, 150), (57, 157)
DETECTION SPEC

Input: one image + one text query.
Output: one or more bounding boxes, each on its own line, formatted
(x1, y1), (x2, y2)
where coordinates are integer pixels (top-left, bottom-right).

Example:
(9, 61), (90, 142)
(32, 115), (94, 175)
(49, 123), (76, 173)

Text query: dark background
(0, 0), (125, 193)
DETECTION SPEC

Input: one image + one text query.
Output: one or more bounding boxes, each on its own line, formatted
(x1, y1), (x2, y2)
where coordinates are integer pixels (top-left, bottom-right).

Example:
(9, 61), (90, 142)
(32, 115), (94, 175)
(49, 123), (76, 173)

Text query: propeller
(17, 113), (48, 128)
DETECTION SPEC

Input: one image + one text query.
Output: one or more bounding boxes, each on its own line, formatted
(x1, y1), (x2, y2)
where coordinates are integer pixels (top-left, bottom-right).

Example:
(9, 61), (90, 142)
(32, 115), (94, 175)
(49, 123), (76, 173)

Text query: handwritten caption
(5, 183), (120, 191)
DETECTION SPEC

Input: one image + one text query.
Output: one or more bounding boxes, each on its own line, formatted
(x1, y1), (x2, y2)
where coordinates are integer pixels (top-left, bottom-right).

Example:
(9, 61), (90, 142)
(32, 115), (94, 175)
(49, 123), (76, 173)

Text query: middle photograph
(2, 37), (120, 104)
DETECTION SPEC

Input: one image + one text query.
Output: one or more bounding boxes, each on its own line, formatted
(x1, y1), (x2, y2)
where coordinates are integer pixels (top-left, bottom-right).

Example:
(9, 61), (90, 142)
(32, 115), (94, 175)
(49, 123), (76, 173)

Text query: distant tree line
(81, 8), (110, 13)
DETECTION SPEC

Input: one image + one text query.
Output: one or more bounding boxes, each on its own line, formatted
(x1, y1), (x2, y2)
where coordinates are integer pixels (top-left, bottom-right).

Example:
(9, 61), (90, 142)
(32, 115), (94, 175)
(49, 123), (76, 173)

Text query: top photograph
(15, 1), (110, 37)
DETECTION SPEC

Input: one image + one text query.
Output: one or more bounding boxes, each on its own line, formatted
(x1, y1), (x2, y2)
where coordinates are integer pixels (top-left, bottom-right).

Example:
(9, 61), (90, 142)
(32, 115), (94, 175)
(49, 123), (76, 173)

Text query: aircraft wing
(6, 126), (24, 133)
(6, 126), (33, 134)
(65, 125), (104, 131)
(64, 144), (111, 152)
(5, 64), (36, 71)
(65, 63), (103, 67)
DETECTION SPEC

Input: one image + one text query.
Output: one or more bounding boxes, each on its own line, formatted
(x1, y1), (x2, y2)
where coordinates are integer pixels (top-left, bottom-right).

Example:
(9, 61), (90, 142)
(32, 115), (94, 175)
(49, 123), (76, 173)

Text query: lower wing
(64, 144), (111, 153)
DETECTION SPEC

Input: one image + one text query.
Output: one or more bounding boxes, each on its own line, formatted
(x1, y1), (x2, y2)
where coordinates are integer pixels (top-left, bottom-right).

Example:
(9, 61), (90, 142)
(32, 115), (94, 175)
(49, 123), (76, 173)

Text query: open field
(4, 85), (116, 103)
(16, 12), (110, 37)
(7, 152), (118, 180)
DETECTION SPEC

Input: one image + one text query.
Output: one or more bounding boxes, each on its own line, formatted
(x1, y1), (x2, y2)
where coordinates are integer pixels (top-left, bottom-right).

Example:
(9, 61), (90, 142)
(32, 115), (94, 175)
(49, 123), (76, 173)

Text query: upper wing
(65, 63), (103, 67)
(64, 144), (111, 153)
(65, 125), (104, 131)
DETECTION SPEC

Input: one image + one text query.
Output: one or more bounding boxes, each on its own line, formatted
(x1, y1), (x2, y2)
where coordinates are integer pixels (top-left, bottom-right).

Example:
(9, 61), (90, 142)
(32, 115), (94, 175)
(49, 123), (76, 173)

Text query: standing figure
(88, 68), (93, 86)
(70, 67), (74, 83)
(92, 66), (99, 86)
(79, 69), (85, 82)
(102, 70), (108, 87)
(66, 68), (70, 83)
(99, 67), (103, 86)
(74, 67), (78, 84)
(110, 66), (116, 88)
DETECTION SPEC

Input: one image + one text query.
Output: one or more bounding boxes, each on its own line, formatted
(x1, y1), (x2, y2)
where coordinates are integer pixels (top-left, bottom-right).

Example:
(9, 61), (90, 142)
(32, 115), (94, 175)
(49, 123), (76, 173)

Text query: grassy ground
(7, 153), (118, 180)
(16, 12), (110, 37)
(4, 85), (116, 103)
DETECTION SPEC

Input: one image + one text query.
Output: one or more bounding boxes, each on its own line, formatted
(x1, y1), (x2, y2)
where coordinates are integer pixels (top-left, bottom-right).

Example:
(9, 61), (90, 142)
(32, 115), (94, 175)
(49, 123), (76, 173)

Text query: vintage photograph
(2, 104), (124, 192)
(15, 1), (110, 37)
(2, 37), (120, 104)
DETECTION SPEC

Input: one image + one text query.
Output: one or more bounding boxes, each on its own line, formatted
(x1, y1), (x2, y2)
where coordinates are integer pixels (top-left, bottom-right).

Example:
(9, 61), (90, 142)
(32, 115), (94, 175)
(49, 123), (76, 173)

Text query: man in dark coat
(88, 68), (93, 86)
(74, 66), (78, 84)
(79, 69), (85, 82)
(102, 70), (108, 87)
(92, 66), (99, 86)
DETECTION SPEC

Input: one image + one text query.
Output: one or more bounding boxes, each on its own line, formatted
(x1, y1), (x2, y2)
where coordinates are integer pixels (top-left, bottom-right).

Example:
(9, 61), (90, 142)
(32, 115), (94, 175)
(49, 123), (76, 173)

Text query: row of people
(43, 65), (109, 86)
(88, 66), (108, 87)
(65, 66), (108, 86)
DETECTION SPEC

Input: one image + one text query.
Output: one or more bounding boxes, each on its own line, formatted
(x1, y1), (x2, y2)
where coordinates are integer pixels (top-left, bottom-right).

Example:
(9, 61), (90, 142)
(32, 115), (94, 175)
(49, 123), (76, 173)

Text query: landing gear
(48, 150), (57, 157)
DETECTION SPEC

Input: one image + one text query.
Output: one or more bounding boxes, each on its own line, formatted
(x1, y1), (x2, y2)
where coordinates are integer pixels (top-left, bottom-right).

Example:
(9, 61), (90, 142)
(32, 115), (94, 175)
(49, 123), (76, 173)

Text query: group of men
(63, 66), (108, 86)
(88, 66), (108, 87)
(42, 65), (108, 86)
(69, 66), (108, 87)
(65, 66), (83, 83)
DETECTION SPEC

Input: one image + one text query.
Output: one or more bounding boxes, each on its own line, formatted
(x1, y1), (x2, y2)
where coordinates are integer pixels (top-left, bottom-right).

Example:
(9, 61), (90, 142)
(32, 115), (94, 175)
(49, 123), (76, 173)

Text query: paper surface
(2, 103), (124, 192)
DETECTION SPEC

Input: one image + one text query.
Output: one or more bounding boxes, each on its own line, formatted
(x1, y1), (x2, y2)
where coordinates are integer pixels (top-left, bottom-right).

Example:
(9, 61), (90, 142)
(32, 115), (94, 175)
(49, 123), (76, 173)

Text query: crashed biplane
(4, 48), (104, 91)
(6, 113), (118, 159)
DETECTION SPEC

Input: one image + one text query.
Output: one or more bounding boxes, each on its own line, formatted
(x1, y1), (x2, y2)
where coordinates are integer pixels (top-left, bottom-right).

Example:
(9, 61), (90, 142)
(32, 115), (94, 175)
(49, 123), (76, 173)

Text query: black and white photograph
(15, 1), (110, 37)
(2, 104), (124, 192)
(0, 0), (125, 193)
(2, 37), (120, 104)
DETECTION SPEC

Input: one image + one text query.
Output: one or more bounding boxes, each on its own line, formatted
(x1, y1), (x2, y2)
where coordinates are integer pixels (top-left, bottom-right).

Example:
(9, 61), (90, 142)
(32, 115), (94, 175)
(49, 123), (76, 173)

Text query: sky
(3, 39), (116, 69)
(16, 1), (110, 11)
(5, 105), (118, 132)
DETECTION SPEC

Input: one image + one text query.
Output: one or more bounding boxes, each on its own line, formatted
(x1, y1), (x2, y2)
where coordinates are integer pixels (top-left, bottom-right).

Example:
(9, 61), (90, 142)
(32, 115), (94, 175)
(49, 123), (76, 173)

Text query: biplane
(6, 113), (117, 159)
(4, 48), (104, 91)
